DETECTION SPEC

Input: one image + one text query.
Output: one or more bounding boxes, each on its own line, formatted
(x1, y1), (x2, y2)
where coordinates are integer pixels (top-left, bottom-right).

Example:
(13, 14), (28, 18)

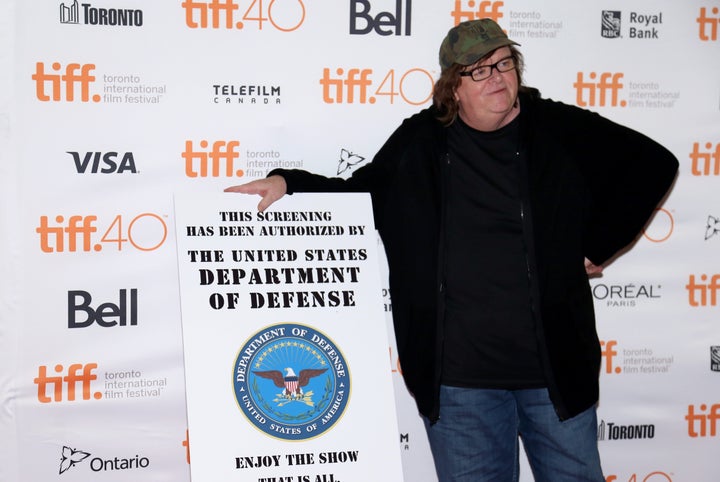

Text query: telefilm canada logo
(233, 323), (350, 440)
(59, 0), (144, 26)
(212, 83), (282, 104)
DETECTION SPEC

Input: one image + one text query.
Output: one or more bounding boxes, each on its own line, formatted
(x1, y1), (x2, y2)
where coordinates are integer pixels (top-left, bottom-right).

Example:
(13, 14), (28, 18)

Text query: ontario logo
(58, 445), (150, 474)
(59, 446), (90, 474)
(336, 148), (366, 175)
(233, 323), (350, 440)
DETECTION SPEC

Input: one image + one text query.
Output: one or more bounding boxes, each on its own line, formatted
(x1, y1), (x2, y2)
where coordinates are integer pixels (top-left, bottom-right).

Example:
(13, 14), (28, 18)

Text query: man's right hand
(224, 175), (287, 212)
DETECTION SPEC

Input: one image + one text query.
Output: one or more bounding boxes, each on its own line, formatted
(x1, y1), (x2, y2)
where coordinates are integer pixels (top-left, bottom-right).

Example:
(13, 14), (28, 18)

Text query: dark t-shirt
(441, 116), (545, 389)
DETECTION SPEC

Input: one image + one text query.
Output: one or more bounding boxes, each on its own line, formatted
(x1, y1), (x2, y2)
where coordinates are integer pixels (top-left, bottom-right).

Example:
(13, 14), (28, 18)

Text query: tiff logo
(451, 0), (504, 25)
(686, 274), (720, 306)
(686, 403), (720, 437)
(320, 68), (373, 104)
(574, 72), (625, 107)
(36, 215), (97, 253)
(32, 62), (101, 102)
(689, 142), (720, 176)
(698, 6), (719, 41)
(34, 363), (101, 403)
(182, 0), (239, 29)
(182, 140), (242, 178)
(600, 340), (621, 374)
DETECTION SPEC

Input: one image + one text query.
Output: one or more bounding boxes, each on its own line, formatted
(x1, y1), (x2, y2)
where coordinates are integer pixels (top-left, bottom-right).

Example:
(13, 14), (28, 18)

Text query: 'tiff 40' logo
(605, 471), (673, 482)
(36, 213), (168, 253)
(182, 0), (306, 32)
(320, 67), (433, 105)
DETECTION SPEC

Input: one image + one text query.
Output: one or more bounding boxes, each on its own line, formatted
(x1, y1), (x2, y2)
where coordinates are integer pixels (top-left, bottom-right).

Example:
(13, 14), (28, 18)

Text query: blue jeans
(423, 386), (604, 482)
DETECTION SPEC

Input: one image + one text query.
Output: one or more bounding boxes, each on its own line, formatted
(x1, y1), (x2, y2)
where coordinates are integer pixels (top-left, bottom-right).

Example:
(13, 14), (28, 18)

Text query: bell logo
(34, 363), (102, 403)
(697, 6), (719, 41)
(68, 289), (138, 328)
(686, 403), (720, 437)
(451, 0), (504, 25)
(573, 72), (626, 107)
(182, 140), (243, 178)
(600, 340), (621, 374)
(686, 274), (720, 307)
(31, 62), (101, 103)
(350, 0), (412, 36)
(689, 142), (720, 176)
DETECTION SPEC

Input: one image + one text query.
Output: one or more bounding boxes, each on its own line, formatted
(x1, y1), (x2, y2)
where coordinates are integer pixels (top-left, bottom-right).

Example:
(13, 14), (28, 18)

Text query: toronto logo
(233, 323), (350, 440)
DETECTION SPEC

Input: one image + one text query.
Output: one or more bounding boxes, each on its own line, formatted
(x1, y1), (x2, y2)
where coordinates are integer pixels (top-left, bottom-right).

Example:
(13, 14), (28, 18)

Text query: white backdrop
(1, 1), (719, 481)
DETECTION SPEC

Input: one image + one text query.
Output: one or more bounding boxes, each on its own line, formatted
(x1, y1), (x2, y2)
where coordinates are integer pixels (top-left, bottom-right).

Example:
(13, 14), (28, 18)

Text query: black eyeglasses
(459, 56), (516, 82)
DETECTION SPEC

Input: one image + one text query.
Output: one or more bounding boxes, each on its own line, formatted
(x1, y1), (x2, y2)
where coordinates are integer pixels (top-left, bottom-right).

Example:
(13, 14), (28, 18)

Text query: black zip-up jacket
(270, 90), (679, 422)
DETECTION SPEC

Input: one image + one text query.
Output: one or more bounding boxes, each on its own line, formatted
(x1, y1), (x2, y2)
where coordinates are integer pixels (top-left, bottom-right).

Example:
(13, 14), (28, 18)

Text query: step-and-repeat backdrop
(1, 1), (719, 481)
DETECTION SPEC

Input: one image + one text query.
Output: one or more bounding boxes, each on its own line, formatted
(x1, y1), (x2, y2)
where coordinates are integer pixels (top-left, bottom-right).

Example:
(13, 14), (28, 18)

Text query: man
(226, 19), (678, 482)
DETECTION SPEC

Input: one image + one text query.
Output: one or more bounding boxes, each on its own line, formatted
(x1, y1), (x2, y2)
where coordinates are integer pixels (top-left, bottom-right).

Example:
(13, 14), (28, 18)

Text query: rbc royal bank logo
(233, 323), (350, 440)
(601, 11), (621, 38)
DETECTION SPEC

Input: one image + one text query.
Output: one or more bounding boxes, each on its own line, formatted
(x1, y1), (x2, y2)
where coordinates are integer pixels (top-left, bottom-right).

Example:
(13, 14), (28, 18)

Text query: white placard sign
(174, 192), (404, 482)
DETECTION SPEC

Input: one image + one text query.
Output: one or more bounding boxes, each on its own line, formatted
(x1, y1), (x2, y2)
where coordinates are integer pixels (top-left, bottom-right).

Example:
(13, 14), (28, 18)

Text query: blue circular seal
(233, 323), (350, 440)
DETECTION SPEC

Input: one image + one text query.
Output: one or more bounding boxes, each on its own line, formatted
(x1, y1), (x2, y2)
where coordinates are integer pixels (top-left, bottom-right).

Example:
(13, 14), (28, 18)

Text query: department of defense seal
(233, 323), (350, 440)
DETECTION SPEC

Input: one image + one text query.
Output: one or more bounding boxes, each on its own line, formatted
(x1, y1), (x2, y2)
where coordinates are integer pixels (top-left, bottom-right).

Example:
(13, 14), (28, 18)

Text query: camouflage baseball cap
(439, 19), (520, 70)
